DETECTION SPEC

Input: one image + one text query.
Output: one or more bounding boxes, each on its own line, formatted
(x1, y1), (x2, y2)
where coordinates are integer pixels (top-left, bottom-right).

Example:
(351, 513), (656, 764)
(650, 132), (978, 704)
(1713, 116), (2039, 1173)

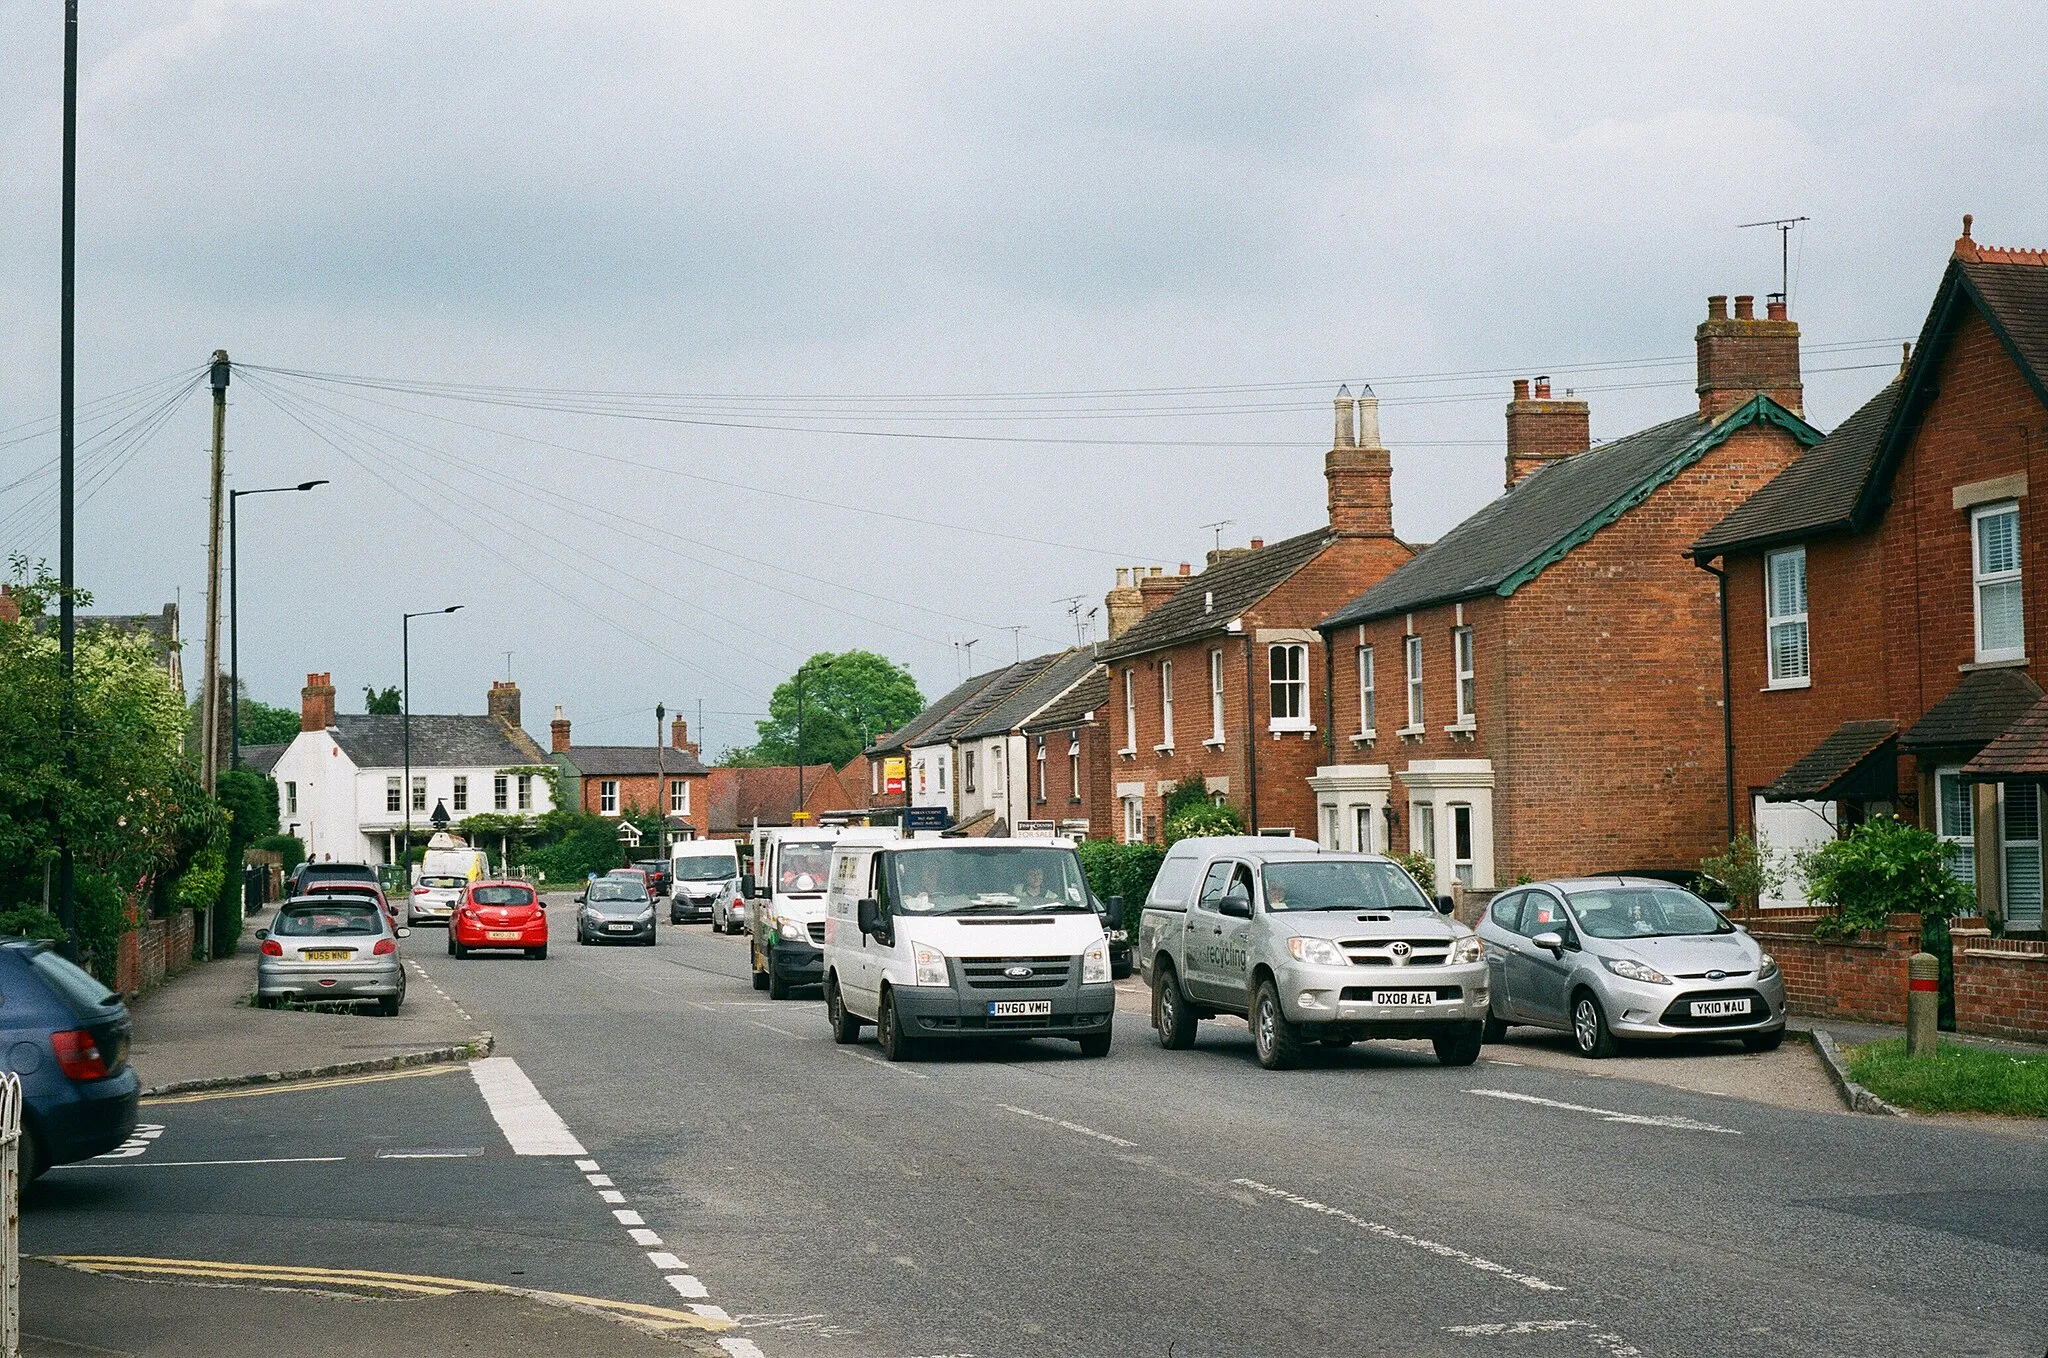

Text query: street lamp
(228, 480), (326, 770)
(655, 702), (667, 862)
(793, 656), (844, 814)
(402, 605), (463, 873)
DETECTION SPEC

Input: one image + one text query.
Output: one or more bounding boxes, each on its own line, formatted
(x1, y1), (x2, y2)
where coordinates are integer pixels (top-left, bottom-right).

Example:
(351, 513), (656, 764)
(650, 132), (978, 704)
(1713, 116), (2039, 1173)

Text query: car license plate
(988, 1000), (1052, 1017)
(606, 923), (633, 932)
(301, 949), (352, 962)
(1690, 997), (1752, 1017)
(1371, 990), (1437, 1006)
(486, 930), (521, 941)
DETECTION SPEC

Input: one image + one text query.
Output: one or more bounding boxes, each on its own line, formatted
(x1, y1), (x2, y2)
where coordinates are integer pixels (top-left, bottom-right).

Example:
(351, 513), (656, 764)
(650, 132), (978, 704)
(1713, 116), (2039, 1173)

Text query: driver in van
(1263, 875), (1287, 909)
(902, 861), (943, 912)
(1015, 865), (1058, 906)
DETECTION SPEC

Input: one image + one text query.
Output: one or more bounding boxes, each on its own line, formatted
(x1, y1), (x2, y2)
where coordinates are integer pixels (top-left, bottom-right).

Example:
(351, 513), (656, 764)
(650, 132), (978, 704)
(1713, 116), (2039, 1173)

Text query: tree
(1699, 833), (1784, 914)
(731, 651), (924, 769)
(363, 685), (402, 715)
(186, 683), (302, 756)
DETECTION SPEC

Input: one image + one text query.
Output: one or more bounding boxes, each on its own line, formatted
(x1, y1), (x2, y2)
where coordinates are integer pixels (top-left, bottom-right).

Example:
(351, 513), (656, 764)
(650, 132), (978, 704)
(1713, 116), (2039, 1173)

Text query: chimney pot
(1533, 376), (1551, 400)
(1178, 562), (1191, 576)
(1511, 378), (1530, 401)
(1332, 386), (1357, 449)
(550, 704), (572, 754)
(1733, 294), (1755, 320)
(1766, 293), (1787, 321)
(1250, 537), (1264, 550)
(1697, 290), (1802, 417)
(1963, 213), (1974, 239)
(1707, 295), (1728, 320)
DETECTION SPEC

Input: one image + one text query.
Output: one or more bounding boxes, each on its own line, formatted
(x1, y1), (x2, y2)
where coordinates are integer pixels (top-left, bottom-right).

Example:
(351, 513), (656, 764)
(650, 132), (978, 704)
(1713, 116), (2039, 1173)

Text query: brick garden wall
(1746, 912), (1921, 1026)
(1950, 923), (2048, 1042)
(115, 909), (199, 997)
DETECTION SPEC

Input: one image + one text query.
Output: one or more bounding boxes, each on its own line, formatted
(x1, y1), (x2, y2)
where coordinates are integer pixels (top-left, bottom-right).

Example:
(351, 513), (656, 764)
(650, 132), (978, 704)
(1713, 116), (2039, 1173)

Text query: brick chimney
(551, 704), (572, 754)
(1696, 292), (1802, 420)
(1504, 375), (1591, 488)
(1326, 384), (1395, 537)
(1138, 566), (1183, 614)
(301, 672), (336, 733)
(0, 585), (18, 625)
(1105, 567), (1148, 640)
(487, 679), (521, 730)
(672, 716), (700, 757)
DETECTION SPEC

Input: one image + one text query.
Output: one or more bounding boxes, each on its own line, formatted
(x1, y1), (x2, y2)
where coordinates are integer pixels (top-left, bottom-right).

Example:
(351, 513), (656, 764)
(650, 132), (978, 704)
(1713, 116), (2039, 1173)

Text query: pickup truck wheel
(826, 976), (862, 1044)
(1252, 980), (1304, 1071)
(879, 988), (919, 1062)
(1482, 1013), (1509, 1043)
(1433, 1024), (1484, 1067)
(1076, 1031), (1112, 1058)
(1153, 964), (1198, 1050)
(751, 966), (769, 991)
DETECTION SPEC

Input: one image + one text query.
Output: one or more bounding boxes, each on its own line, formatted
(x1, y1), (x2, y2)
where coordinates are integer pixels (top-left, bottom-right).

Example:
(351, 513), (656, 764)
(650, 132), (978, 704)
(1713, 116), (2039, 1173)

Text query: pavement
(20, 892), (2046, 1357)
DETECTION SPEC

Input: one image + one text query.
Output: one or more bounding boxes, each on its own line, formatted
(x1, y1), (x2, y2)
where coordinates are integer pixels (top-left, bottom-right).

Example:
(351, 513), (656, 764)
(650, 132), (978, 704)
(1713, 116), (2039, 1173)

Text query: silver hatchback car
(1474, 877), (1785, 1058)
(257, 896), (410, 1015)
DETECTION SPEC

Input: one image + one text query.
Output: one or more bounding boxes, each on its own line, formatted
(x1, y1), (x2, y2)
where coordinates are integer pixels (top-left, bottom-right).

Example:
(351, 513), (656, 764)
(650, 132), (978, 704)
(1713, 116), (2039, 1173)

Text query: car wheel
(1571, 991), (1617, 1059)
(826, 976), (862, 1044)
(1482, 1013), (1509, 1043)
(445, 932), (456, 957)
(377, 994), (402, 1017)
(451, 938), (469, 959)
(645, 925), (657, 948)
(1077, 1030), (1112, 1058)
(1251, 979), (1304, 1071)
(1742, 1029), (1784, 1052)
(878, 987), (919, 1062)
(1153, 962), (1198, 1051)
(768, 959), (791, 1000)
(1433, 1023), (1484, 1066)
(752, 965), (769, 991)
(20, 1121), (44, 1182)
(527, 945), (548, 960)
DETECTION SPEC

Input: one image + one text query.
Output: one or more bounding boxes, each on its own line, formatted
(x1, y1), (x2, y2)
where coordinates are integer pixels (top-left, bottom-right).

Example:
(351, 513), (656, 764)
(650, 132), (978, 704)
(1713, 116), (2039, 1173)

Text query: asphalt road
(26, 893), (2048, 1358)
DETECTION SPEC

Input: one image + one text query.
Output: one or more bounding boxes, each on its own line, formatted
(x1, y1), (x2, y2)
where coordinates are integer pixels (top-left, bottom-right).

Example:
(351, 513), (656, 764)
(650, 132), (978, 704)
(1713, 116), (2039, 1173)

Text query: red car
(302, 880), (397, 926)
(448, 881), (549, 960)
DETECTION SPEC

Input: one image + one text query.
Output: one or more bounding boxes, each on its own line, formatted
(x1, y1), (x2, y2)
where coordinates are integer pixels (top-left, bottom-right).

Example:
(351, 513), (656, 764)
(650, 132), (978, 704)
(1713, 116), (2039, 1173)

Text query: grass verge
(1846, 1038), (2048, 1117)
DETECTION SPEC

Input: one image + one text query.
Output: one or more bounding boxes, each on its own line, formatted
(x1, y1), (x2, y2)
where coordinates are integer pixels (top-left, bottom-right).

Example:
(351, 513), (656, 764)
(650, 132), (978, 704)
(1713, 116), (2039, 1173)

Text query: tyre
(1077, 1031), (1112, 1058)
(878, 988), (919, 1062)
(527, 945), (548, 960)
(751, 966), (769, 991)
(644, 926), (657, 948)
(1482, 1013), (1509, 1043)
(826, 976), (862, 1044)
(377, 993), (402, 1017)
(1433, 1023), (1484, 1067)
(577, 928), (590, 946)
(451, 937), (469, 960)
(20, 1121), (44, 1182)
(1153, 963), (1198, 1051)
(670, 910), (683, 925)
(1251, 979), (1305, 1071)
(445, 932), (456, 957)
(768, 959), (791, 1000)
(1571, 990), (1617, 1059)
(1741, 1029), (1784, 1052)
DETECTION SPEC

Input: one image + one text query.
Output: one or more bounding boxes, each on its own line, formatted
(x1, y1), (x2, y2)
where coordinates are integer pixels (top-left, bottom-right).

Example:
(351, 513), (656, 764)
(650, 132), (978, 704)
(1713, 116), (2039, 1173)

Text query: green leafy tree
(1394, 851), (1436, 897)
(1165, 803), (1246, 844)
(363, 685), (402, 715)
(1699, 833), (1784, 913)
(187, 684), (303, 757)
(734, 651), (924, 769)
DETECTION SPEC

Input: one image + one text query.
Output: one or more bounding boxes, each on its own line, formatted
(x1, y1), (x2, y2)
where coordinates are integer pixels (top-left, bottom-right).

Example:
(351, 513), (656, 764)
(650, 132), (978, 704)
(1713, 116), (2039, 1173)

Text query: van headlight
(1286, 937), (1347, 967)
(1450, 935), (1485, 965)
(1081, 941), (1110, 984)
(912, 943), (950, 987)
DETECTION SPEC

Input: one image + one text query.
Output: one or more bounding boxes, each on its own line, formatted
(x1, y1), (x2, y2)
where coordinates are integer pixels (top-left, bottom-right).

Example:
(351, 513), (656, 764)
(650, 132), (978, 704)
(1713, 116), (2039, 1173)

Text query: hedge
(1077, 840), (1163, 938)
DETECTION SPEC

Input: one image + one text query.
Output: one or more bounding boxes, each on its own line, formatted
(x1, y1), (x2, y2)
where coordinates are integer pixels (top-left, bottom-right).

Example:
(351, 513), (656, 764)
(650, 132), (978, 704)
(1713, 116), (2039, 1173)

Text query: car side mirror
(1219, 891), (1251, 919)
(396, 927), (411, 938)
(574, 893), (585, 904)
(1103, 894), (1124, 923)
(1529, 931), (1565, 956)
(740, 873), (758, 900)
(1435, 894), (1456, 916)
(254, 928), (269, 941)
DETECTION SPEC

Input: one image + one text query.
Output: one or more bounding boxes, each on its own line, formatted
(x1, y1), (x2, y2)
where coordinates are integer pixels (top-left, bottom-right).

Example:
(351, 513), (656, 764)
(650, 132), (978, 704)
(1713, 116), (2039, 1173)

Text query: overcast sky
(4, 2), (2044, 757)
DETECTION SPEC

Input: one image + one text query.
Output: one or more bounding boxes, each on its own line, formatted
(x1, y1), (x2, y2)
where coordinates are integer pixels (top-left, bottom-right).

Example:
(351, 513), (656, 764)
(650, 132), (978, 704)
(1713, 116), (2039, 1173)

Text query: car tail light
(52, 1029), (109, 1081)
(373, 938), (397, 956)
(260, 939), (283, 956)
(413, 886), (429, 895)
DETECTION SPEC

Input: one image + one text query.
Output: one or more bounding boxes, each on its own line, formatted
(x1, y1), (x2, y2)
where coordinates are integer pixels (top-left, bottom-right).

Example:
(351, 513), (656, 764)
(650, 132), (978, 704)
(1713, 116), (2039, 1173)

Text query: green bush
(252, 833), (306, 879)
(1162, 780), (1213, 820)
(526, 810), (626, 883)
(1801, 817), (1973, 940)
(1699, 833), (1783, 913)
(1077, 839), (1164, 937)
(1393, 851), (1436, 896)
(1164, 802), (1245, 844)
(0, 906), (65, 943)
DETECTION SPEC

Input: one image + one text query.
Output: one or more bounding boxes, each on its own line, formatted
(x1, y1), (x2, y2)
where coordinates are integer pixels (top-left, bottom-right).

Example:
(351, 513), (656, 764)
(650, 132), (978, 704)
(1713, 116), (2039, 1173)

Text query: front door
(1184, 860), (1238, 1003)
(1503, 888), (1576, 1026)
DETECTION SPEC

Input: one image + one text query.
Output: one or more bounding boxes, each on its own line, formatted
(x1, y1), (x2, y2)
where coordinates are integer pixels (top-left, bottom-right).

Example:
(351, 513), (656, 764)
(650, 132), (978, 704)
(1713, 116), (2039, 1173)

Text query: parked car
(301, 879), (398, 926)
(257, 897), (409, 1015)
(408, 874), (468, 927)
(1138, 837), (1490, 1070)
(577, 877), (657, 946)
(1472, 877), (1786, 1058)
(448, 881), (549, 960)
(0, 939), (139, 1180)
(608, 867), (653, 898)
(633, 859), (673, 898)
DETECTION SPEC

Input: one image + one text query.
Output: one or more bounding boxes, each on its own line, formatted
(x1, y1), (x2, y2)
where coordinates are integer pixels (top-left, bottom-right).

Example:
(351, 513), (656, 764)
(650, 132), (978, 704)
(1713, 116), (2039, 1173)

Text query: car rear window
(30, 950), (119, 1017)
(276, 904), (383, 936)
(303, 866), (376, 883)
(420, 875), (466, 888)
(472, 886), (535, 906)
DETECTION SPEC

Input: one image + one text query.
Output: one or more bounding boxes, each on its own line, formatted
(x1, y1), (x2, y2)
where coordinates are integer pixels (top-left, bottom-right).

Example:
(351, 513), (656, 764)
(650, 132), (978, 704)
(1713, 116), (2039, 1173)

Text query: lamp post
(229, 480), (326, 770)
(655, 702), (667, 862)
(793, 656), (843, 815)
(402, 605), (463, 873)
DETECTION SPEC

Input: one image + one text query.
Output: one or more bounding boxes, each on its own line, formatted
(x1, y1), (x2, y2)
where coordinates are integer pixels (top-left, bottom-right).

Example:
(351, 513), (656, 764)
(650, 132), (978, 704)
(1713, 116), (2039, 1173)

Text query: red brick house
(1694, 219), (2048, 932)
(861, 671), (1007, 824)
(1314, 294), (1822, 890)
(701, 764), (857, 839)
(1018, 663), (1111, 838)
(549, 707), (711, 839)
(1095, 392), (1415, 841)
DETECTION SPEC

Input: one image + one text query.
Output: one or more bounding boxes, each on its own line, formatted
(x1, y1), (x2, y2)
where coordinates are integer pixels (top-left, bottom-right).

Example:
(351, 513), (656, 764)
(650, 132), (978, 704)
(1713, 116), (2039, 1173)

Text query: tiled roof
(1693, 381), (1903, 557)
(1321, 402), (1816, 628)
(1963, 694), (2048, 780)
(703, 764), (848, 831)
(958, 649), (1098, 740)
(557, 745), (708, 777)
(1764, 720), (1898, 801)
(329, 714), (545, 769)
(1900, 668), (2044, 753)
(1097, 528), (1334, 661)
(918, 654), (1064, 745)
(1023, 666), (1108, 733)
(1957, 249), (2048, 398)
(238, 743), (288, 775)
(867, 671), (1003, 756)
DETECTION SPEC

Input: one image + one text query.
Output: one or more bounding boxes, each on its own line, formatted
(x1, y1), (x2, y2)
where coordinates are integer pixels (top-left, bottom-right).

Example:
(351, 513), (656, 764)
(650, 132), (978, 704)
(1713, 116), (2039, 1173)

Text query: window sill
(1962, 656), (2029, 671)
(1395, 725), (1426, 740)
(1202, 736), (1226, 750)
(1268, 723), (1315, 738)
(1443, 720), (1476, 734)
(1763, 677), (1812, 691)
(1117, 749), (1138, 761)
(1153, 744), (1176, 756)
(1350, 730), (1377, 746)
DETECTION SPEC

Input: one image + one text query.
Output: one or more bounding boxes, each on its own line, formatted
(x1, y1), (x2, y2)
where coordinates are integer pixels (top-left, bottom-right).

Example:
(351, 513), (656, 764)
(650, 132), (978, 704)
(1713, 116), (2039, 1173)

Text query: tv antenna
(1055, 595), (1088, 647)
(1737, 216), (1810, 300)
(1198, 520), (1235, 552)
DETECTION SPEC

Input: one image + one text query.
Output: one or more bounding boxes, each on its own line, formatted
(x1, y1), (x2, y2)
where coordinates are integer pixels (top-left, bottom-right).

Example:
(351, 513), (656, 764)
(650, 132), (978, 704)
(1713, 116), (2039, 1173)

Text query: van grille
(962, 956), (1072, 989)
(806, 921), (826, 945)
(1339, 939), (1453, 967)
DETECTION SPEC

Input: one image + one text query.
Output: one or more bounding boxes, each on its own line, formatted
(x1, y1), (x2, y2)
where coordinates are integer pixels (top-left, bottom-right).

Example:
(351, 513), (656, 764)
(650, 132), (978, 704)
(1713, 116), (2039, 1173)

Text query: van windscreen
(887, 847), (1090, 915)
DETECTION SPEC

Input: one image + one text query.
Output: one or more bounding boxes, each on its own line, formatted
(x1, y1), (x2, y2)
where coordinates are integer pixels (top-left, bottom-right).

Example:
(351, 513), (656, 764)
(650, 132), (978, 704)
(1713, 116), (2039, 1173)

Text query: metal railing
(0, 1071), (21, 1358)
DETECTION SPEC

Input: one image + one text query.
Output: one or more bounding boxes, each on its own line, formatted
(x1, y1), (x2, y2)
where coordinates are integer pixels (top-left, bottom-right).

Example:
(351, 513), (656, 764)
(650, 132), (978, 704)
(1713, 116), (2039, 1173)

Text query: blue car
(1, 940), (140, 1179)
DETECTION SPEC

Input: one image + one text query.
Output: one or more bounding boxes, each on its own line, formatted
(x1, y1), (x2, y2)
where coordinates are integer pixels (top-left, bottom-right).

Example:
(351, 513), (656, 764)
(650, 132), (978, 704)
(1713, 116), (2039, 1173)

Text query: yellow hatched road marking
(41, 1256), (731, 1331)
(143, 1062), (468, 1106)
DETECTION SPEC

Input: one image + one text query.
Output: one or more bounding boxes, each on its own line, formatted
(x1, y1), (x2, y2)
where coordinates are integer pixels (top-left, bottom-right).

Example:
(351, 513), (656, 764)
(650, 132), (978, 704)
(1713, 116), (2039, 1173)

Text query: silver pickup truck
(1137, 837), (1491, 1070)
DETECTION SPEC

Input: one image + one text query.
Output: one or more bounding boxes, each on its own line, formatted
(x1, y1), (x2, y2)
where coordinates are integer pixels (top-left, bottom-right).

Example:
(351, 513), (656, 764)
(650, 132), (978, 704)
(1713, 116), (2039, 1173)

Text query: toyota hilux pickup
(1137, 837), (1491, 1070)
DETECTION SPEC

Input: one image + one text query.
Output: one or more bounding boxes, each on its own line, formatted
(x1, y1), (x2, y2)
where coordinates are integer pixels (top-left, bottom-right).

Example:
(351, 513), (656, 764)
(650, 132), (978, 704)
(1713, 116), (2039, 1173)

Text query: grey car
(1474, 877), (1785, 1058)
(256, 896), (410, 1015)
(576, 878), (658, 946)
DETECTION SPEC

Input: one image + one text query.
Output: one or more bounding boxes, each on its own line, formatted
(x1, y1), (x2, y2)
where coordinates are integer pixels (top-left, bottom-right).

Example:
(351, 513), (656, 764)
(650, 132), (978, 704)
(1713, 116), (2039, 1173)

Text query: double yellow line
(40, 1256), (731, 1332)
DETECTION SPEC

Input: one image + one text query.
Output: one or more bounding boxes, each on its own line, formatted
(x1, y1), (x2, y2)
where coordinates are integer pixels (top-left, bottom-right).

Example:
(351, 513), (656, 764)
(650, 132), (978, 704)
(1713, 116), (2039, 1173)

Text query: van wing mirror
(1103, 894), (1124, 923)
(739, 873), (757, 901)
(856, 897), (882, 938)
(1219, 890), (1252, 919)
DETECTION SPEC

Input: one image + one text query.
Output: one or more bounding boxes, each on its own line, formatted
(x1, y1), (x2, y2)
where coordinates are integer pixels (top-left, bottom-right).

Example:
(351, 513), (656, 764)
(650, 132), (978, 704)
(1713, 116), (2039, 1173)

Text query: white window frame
(1158, 659), (1175, 750)
(1207, 649), (1225, 745)
(1268, 643), (1310, 732)
(871, 762), (880, 796)
(451, 774), (467, 812)
(963, 749), (977, 794)
(516, 773), (533, 811)
(493, 774), (509, 811)
(386, 776), (402, 813)
(1322, 804), (1340, 849)
(1353, 804), (1375, 854)
(1973, 502), (2025, 663)
(1451, 627), (1476, 728)
(1934, 767), (1974, 889)
(991, 744), (1004, 795)
(1035, 736), (1047, 803)
(2001, 781), (2042, 930)
(1121, 668), (1138, 754)
(1411, 800), (1435, 866)
(937, 756), (946, 792)
(1356, 645), (1376, 737)
(1403, 634), (1424, 733)
(1766, 546), (1811, 687)
(1122, 795), (1143, 844)
(1069, 736), (1081, 800)
(599, 779), (620, 815)
(670, 778), (690, 816)
(411, 775), (427, 814)
(1449, 802), (1476, 887)
(285, 781), (298, 815)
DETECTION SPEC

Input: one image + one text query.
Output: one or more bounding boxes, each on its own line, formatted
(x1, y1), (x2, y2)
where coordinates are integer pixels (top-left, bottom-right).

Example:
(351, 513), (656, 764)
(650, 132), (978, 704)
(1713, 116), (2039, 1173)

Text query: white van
(820, 838), (1118, 1061)
(747, 824), (898, 997)
(409, 834), (492, 925)
(669, 840), (741, 927)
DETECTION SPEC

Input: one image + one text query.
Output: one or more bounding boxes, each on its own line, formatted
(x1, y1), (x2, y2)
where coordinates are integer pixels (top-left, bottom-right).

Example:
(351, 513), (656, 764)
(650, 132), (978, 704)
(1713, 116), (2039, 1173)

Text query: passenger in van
(1015, 865), (1058, 907)
(902, 861), (944, 913)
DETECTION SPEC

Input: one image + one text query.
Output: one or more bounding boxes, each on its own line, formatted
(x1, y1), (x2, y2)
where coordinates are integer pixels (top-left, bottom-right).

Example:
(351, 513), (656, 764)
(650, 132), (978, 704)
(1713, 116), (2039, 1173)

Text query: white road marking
(628, 1227), (664, 1247)
(469, 1057), (588, 1155)
(648, 1252), (688, 1271)
(1233, 1179), (1564, 1292)
(93, 1123), (165, 1159)
(56, 1155), (346, 1171)
(998, 1104), (1136, 1149)
(405, 959), (475, 1022)
(748, 1020), (799, 1038)
(836, 1049), (929, 1080)
(613, 1208), (645, 1226)
(1466, 1088), (1742, 1135)
(575, 1158), (601, 1172)
(691, 1304), (732, 1322)
(376, 1149), (481, 1159)
(585, 1173), (614, 1186)
(717, 1339), (768, 1358)
(666, 1274), (710, 1298)
(599, 1189), (626, 1204)
(1447, 1319), (1643, 1355)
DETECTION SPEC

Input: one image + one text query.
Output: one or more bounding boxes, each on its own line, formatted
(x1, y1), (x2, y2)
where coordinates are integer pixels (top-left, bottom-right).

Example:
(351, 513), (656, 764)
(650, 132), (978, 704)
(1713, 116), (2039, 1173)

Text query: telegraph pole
(655, 703), (667, 861)
(56, 0), (79, 951)
(200, 350), (230, 793)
